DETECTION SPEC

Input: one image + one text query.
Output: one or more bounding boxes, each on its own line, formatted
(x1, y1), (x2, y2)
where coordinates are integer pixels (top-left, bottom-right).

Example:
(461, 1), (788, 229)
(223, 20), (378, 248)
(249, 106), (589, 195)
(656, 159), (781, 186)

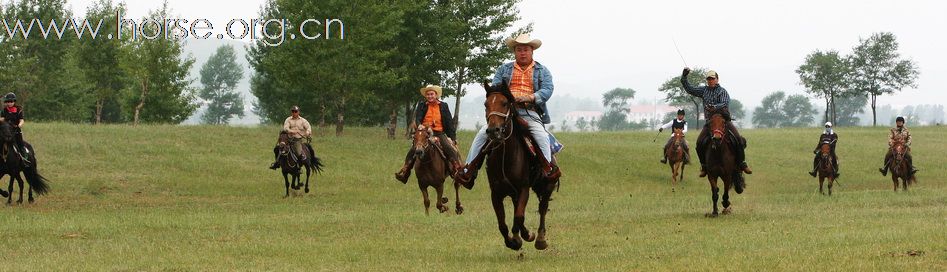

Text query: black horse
(0, 121), (49, 204)
(276, 131), (323, 197)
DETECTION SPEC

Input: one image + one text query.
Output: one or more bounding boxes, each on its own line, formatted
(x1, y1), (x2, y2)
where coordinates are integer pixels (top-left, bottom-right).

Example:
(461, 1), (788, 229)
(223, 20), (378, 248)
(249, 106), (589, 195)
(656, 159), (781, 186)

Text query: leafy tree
(442, 0), (526, 129)
(752, 91), (787, 128)
(76, 0), (126, 124)
(597, 88), (635, 131)
(848, 32), (919, 126)
(120, 1), (197, 125)
(199, 45), (244, 125)
(797, 50), (849, 125)
(781, 94), (817, 127)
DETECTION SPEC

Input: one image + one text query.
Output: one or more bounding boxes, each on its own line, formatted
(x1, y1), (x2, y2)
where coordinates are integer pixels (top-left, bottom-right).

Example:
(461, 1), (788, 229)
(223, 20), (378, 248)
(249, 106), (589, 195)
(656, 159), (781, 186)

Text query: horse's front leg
(420, 184), (431, 215)
(282, 172), (291, 197)
(492, 192), (519, 250)
(435, 182), (448, 213)
(892, 176), (899, 191)
(827, 177), (834, 196)
(706, 177), (720, 217)
(513, 187), (534, 243)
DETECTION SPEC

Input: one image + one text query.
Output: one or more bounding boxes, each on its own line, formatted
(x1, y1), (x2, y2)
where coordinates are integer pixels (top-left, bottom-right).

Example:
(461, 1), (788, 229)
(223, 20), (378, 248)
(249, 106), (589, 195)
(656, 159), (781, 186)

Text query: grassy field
(0, 123), (944, 271)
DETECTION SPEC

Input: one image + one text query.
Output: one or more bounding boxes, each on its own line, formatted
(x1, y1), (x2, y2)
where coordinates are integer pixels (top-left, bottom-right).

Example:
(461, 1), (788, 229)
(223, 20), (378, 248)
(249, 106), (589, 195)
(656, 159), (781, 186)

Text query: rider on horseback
(659, 109), (690, 164)
(680, 68), (752, 177)
(269, 106), (312, 169)
(809, 122), (839, 178)
(458, 34), (560, 186)
(879, 116), (917, 176)
(0, 93), (29, 168)
(394, 85), (465, 183)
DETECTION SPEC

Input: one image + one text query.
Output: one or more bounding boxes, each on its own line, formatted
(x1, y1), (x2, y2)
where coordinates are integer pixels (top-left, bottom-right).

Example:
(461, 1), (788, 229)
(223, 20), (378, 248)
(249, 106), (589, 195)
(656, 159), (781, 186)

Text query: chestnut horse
(666, 128), (686, 192)
(410, 126), (464, 215)
(816, 142), (836, 195)
(888, 139), (916, 191)
(703, 113), (744, 217)
(480, 82), (558, 251)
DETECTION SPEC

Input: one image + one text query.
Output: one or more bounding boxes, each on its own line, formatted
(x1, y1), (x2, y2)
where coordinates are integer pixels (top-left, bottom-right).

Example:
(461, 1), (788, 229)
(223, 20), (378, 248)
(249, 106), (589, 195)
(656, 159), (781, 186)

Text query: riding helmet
(2, 93), (15, 102)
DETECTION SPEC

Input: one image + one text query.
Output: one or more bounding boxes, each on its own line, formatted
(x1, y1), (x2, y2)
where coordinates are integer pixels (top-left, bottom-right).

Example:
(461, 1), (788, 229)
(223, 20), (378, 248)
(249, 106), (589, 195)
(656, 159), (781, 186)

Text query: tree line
(248, 0), (527, 137)
(0, 0), (195, 125)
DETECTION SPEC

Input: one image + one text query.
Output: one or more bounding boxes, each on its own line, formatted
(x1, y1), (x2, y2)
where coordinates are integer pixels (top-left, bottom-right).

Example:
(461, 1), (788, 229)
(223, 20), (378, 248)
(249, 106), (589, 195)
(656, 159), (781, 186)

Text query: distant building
(627, 105), (678, 123)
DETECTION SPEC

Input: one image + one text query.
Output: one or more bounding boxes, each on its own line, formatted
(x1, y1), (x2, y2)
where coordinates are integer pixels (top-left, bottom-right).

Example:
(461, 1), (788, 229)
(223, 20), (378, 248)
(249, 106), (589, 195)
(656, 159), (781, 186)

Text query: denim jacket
(492, 61), (554, 124)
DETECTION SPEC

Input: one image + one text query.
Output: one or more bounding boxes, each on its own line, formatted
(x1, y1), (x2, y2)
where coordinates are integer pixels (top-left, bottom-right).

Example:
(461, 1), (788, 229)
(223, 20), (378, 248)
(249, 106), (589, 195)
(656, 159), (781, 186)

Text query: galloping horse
(816, 142), (836, 195)
(410, 126), (464, 215)
(888, 139), (915, 191)
(703, 113), (744, 217)
(0, 120), (49, 204)
(666, 128), (686, 192)
(276, 131), (323, 197)
(480, 82), (558, 251)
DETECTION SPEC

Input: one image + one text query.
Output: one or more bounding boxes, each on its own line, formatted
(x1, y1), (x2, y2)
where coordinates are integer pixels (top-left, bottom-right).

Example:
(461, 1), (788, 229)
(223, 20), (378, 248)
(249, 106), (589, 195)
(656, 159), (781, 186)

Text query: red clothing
(422, 101), (443, 132)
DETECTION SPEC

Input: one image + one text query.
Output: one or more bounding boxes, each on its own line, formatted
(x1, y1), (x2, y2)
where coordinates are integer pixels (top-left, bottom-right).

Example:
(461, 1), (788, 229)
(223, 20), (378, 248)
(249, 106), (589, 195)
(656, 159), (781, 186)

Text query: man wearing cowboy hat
(659, 109), (690, 165)
(269, 105), (312, 169)
(680, 68), (752, 177)
(394, 85), (464, 183)
(809, 122), (839, 178)
(458, 33), (560, 186)
(879, 116), (917, 176)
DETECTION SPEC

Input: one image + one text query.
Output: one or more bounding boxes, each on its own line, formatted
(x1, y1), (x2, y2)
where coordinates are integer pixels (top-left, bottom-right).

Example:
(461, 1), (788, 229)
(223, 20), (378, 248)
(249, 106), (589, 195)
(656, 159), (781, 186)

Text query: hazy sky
(68, 0), (946, 109)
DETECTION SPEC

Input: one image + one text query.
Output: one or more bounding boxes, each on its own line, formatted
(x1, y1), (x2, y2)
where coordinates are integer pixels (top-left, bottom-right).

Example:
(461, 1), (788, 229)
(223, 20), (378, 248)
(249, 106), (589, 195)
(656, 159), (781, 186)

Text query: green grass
(0, 123), (944, 271)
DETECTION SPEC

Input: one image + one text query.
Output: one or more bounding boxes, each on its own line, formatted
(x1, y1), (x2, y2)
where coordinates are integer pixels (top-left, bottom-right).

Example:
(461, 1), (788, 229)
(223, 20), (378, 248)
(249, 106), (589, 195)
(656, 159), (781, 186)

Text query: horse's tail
(23, 164), (50, 195)
(311, 156), (324, 173)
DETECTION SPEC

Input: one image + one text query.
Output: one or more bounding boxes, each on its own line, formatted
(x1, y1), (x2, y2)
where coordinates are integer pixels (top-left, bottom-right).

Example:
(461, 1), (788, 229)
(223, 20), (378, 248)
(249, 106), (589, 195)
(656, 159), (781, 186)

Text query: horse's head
(891, 139), (905, 163)
(277, 130), (291, 156)
(0, 120), (13, 143)
(483, 81), (514, 141)
(709, 113), (726, 147)
(820, 142), (831, 158)
(412, 125), (434, 158)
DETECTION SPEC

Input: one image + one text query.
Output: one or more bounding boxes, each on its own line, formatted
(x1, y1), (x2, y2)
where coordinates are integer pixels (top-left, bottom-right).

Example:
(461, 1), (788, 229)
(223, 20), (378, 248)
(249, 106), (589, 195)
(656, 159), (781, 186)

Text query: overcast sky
(68, 0), (945, 109)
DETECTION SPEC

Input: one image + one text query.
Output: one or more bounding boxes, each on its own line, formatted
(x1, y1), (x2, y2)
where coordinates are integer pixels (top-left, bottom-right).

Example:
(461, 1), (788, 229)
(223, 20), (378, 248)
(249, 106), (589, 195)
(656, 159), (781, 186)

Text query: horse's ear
(482, 81), (493, 94)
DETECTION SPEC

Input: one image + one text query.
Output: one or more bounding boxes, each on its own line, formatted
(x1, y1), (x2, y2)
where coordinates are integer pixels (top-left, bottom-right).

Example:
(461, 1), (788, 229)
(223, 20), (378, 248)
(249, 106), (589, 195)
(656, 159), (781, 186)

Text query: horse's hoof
(722, 207), (732, 215)
(455, 205), (464, 215)
(28, 198), (34, 204)
(705, 212), (718, 218)
(440, 197), (448, 204)
(438, 206), (448, 213)
(305, 188), (310, 193)
(523, 233), (536, 242)
(505, 238), (523, 251)
(0, 190), (7, 198)
(535, 239), (549, 250)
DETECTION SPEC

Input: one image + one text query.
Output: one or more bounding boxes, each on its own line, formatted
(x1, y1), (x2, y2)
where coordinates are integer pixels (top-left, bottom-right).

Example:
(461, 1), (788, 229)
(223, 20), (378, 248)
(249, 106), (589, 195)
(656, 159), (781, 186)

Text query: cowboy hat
(505, 34), (542, 50)
(419, 85), (443, 97)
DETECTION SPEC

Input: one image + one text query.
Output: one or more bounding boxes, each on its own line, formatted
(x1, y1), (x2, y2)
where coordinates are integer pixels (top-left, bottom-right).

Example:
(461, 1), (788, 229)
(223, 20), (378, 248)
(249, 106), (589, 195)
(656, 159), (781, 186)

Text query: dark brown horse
(816, 143), (836, 195)
(276, 131), (323, 197)
(0, 120), (49, 204)
(703, 113), (744, 217)
(410, 126), (464, 215)
(888, 139), (915, 191)
(666, 128), (686, 192)
(481, 82), (558, 251)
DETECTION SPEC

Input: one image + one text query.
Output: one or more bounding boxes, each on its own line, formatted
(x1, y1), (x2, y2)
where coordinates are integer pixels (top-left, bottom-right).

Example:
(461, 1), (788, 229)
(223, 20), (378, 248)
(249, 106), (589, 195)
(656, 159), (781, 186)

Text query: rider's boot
(394, 158), (415, 184)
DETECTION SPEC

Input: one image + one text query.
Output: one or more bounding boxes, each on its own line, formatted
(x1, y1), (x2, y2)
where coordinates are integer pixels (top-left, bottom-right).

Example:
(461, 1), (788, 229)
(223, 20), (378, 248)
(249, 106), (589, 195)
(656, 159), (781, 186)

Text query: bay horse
(409, 126), (463, 215)
(666, 128), (686, 192)
(481, 82), (558, 251)
(703, 113), (744, 217)
(816, 142), (836, 195)
(0, 121), (49, 204)
(888, 139), (915, 191)
(276, 131), (323, 197)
